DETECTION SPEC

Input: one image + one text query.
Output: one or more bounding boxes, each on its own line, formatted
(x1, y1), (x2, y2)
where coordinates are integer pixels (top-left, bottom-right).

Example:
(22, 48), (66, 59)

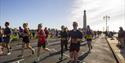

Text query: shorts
(61, 40), (68, 45)
(70, 43), (80, 52)
(0, 37), (3, 42)
(86, 39), (92, 43)
(4, 37), (10, 43)
(22, 36), (30, 43)
(37, 42), (46, 48)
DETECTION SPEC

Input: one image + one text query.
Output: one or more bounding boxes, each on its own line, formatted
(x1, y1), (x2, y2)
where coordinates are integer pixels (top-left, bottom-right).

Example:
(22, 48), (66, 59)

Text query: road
(0, 35), (116, 63)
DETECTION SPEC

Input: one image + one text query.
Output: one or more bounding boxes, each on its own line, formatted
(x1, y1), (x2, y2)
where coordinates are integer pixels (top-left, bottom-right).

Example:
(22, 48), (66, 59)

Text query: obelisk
(83, 10), (87, 29)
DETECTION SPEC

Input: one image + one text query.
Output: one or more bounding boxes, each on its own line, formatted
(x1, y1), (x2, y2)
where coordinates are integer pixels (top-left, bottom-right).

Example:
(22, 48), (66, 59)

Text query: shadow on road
(120, 48), (125, 59)
(2, 57), (23, 63)
(56, 58), (67, 63)
(38, 50), (61, 62)
(78, 50), (90, 61)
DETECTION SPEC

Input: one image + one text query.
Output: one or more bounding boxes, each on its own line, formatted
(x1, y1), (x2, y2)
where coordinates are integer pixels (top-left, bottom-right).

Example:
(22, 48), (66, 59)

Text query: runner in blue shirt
(3, 22), (12, 55)
(68, 22), (83, 63)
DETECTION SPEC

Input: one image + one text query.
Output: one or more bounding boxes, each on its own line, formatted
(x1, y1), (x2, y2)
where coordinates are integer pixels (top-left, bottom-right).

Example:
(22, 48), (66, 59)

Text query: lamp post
(103, 15), (110, 36)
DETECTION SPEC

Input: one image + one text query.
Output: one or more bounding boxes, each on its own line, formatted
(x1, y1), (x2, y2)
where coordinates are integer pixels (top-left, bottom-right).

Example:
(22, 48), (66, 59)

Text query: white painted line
(10, 59), (24, 63)
(63, 54), (70, 58)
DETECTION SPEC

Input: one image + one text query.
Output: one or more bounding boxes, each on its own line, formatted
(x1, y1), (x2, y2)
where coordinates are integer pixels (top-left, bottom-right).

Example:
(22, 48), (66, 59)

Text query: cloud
(70, 0), (125, 31)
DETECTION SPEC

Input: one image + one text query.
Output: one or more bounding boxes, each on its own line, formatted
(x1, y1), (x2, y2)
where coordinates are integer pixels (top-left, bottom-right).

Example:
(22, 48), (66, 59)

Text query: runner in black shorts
(3, 22), (12, 55)
(19, 23), (35, 58)
(68, 22), (83, 63)
(36, 24), (51, 61)
(59, 25), (69, 60)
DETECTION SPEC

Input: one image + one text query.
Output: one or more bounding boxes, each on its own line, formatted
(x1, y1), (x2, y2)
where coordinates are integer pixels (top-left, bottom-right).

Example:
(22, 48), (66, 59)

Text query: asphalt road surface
(0, 35), (116, 63)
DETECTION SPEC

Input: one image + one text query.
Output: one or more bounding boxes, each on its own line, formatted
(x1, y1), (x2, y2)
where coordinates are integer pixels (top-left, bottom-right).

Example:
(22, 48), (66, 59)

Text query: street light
(103, 15), (110, 36)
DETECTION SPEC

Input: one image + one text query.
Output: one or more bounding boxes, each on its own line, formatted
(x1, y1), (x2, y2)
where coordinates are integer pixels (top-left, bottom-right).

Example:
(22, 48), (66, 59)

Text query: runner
(0, 26), (4, 55)
(3, 22), (12, 55)
(85, 25), (93, 51)
(19, 26), (23, 39)
(68, 22), (83, 63)
(18, 27), (23, 45)
(36, 24), (51, 61)
(20, 23), (35, 58)
(44, 27), (49, 40)
(59, 25), (69, 60)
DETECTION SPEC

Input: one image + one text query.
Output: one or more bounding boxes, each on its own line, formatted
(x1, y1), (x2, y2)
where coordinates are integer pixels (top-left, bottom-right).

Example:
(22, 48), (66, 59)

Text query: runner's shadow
(12, 45), (37, 51)
(78, 50), (90, 61)
(38, 50), (61, 62)
(2, 57), (22, 63)
(66, 50), (90, 63)
(56, 58), (67, 63)
(0, 53), (7, 56)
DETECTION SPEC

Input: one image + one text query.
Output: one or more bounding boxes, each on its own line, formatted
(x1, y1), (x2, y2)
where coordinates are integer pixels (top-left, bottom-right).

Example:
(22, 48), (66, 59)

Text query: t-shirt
(37, 29), (46, 44)
(44, 30), (49, 38)
(85, 29), (93, 39)
(4, 27), (11, 37)
(118, 30), (125, 38)
(23, 28), (30, 37)
(60, 31), (68, 38)
(69, 30), (83, 43)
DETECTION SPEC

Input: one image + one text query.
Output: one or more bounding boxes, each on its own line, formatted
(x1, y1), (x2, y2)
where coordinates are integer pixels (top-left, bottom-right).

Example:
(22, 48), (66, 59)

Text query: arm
(26, 28), (31, 36)
(77, 31), (83, 42)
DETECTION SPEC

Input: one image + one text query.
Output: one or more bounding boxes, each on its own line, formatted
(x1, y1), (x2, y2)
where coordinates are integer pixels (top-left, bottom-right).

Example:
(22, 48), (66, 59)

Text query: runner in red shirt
(36, 24), (51, 61)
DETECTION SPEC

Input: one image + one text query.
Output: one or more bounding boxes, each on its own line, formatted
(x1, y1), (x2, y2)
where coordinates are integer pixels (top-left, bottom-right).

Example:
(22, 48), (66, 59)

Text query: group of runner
(0, 21), (94, 63)
(59, 22), (93, 63)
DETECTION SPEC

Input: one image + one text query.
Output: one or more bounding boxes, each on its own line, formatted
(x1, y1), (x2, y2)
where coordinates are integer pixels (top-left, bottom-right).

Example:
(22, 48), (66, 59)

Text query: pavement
(0, 35), (117, 63)
(106, 37), (125, 63)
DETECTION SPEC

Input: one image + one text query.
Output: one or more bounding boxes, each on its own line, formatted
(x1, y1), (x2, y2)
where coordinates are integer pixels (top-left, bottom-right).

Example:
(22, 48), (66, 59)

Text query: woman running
(20, 23), (35, 58)
(85, 25), (93, 51)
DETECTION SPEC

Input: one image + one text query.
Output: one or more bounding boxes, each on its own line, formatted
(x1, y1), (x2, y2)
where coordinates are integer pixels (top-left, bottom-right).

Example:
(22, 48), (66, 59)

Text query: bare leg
(6, 43), (11, 53)
(43, 48), (50, 52)
(37, 47), (41, 57)
(69, 51), (74, 62)
(74, 51), (79, 61)
(26, 43), (35, 54)
(21, 42), (25, 56)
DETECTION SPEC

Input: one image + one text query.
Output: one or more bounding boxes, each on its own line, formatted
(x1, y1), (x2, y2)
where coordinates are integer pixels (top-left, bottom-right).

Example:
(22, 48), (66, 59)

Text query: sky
(0, 0), (125, 31)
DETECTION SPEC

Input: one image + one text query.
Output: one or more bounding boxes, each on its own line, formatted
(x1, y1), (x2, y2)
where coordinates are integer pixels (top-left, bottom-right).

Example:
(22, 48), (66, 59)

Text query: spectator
(118, 27), (125, 48)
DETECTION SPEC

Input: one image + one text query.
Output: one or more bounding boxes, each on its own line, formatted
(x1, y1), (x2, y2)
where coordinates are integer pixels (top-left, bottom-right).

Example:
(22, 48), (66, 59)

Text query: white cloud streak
(70, 0), (125, 31)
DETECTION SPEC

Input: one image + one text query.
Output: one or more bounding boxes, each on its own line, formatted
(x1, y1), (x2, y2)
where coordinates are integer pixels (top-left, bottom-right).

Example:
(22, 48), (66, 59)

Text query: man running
(59, 25), (69, 60)
(19, 23), (35, 58)
(44, 27), (49, 45)
(85, 25), (93, 51)
(0, 26), (3, 55)
(36, 24), (51, 61)
(68, 22), (83, 63)
(3, 22), (12, 55)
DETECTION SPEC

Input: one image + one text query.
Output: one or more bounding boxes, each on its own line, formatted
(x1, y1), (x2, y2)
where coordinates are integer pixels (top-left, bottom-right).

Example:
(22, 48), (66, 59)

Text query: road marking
(10, 59), (24, 63)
